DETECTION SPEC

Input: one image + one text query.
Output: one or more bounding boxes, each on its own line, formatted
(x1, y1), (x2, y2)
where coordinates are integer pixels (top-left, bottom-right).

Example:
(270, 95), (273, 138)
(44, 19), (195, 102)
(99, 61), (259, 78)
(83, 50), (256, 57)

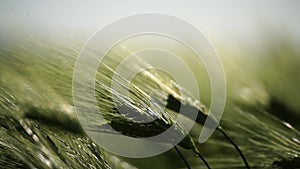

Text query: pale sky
(1, 0), (300, 47)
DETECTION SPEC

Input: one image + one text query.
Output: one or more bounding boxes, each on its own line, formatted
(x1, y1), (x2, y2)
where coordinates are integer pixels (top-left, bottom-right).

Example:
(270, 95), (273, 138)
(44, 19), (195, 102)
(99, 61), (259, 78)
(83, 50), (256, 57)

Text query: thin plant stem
(217, 126), (250, 169)
(195, 152), (211, 169)
(174, 146), (191, 169)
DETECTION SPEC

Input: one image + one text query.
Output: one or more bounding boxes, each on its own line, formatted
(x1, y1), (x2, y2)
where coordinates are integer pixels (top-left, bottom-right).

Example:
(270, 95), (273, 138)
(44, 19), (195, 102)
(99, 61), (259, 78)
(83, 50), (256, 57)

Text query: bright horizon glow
(1, 0), (300, 46)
